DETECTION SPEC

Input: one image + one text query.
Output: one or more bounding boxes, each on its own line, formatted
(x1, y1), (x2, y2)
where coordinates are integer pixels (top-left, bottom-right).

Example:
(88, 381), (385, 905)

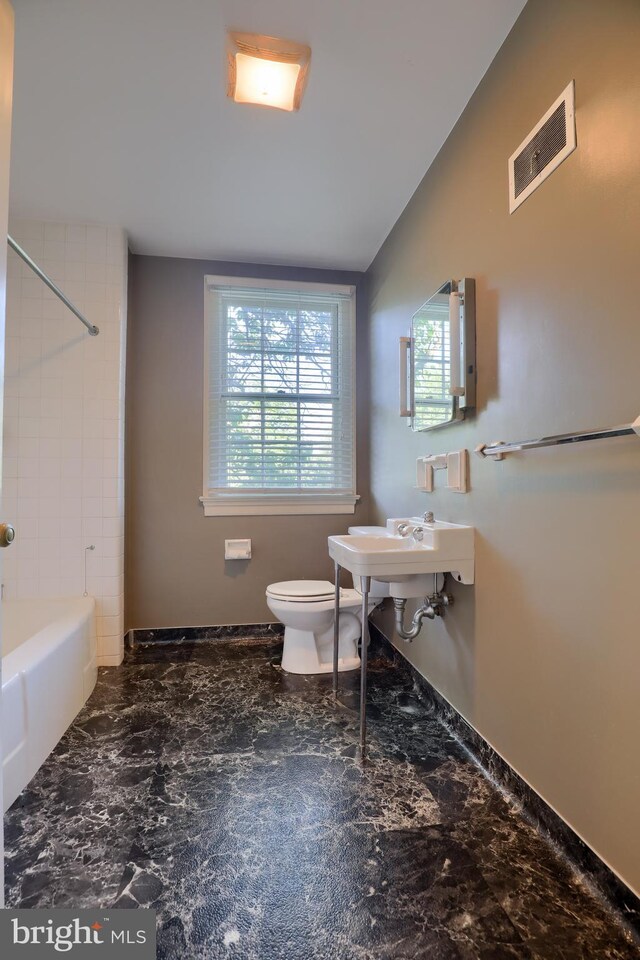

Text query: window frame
(201, 275), (358, 516)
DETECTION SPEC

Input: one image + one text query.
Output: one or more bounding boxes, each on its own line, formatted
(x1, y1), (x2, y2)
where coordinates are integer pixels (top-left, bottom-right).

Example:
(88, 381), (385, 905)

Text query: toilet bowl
(267, 526), (389, 675)
(266, 579), (379, 675)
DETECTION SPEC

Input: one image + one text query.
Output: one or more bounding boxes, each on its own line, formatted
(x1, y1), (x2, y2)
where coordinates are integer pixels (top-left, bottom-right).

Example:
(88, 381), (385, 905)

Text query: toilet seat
(266, 580), (336, 603)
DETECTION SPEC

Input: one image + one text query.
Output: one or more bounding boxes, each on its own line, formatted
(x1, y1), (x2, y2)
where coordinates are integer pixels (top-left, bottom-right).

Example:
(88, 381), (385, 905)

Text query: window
(201, 276), (357, 516)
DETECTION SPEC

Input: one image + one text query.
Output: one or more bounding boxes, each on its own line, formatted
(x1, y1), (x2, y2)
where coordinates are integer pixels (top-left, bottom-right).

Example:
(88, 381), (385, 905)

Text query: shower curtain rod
(7, 234), (99, 336)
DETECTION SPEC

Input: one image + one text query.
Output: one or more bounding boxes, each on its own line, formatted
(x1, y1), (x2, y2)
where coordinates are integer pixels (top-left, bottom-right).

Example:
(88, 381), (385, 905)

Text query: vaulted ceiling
(10, 0), (527, 269)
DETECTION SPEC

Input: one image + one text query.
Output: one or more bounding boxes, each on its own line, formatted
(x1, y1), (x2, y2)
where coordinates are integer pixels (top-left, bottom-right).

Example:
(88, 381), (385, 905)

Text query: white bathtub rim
(3, 596), (96, 682)
(2, 596), (98, 812)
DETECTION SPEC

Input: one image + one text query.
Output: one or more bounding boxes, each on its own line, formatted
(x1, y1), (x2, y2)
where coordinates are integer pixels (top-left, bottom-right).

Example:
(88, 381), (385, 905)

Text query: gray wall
(125, 256), (368, 630)
(366, 0), (640, 894)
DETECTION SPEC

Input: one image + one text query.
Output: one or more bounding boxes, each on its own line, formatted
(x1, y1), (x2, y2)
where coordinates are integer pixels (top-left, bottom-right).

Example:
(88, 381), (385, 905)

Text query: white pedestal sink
(328, 517), (474, 759)
(328, 518), (474, 588)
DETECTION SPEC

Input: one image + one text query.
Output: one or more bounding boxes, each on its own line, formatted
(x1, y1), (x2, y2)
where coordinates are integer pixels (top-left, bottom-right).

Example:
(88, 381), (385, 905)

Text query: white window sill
(200, 494), (359, 517)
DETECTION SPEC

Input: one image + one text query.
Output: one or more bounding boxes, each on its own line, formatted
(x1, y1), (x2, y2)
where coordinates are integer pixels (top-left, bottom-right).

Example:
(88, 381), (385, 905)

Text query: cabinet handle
(399, 336), (413, 417)
(449, 292), (465, 397)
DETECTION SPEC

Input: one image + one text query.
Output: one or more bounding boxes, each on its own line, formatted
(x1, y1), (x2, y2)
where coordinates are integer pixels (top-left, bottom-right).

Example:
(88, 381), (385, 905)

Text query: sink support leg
(359, 575), (371, 758)
(333, 561), (341, 699)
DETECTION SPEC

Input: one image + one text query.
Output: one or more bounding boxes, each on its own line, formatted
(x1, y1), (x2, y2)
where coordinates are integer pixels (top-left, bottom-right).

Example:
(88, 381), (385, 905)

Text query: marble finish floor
(5, 636), (639, 960)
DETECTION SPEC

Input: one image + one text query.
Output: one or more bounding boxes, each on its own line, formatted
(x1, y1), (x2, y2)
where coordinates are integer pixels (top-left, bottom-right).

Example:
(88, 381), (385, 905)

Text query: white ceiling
(9, 0), (526, 271)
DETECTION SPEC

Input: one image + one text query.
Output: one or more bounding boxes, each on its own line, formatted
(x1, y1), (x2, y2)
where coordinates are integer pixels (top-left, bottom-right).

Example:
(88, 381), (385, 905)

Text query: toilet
(266, 525), (388, 675)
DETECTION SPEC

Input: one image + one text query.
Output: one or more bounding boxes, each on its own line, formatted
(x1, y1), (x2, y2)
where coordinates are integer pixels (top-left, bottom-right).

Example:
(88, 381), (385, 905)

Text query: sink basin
(328, 520), (474, 586)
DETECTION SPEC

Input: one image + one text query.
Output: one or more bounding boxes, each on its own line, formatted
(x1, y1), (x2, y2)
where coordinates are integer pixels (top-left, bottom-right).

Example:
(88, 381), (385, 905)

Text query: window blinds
(206, 281), (355, 500)
(413, 300), (452, 426)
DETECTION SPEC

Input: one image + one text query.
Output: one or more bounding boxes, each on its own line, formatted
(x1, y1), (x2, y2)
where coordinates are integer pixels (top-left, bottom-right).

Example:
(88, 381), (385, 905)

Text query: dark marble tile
(5, 755), (157, 909)
(5, 633), (639, 960)
(369, 622), (640, 937)
(128, 623), (284, 645)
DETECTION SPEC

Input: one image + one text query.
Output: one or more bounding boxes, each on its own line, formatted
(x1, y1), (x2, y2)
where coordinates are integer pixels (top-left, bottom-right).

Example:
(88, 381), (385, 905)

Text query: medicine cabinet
(399, 277), (476, 431)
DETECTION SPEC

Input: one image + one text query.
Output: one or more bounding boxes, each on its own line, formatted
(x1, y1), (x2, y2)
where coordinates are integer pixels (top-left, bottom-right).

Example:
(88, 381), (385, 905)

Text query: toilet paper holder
(225, 539), (252, 560)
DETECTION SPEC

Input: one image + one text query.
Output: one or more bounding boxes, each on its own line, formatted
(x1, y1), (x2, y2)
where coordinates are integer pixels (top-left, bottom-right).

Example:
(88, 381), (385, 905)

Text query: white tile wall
(3, 219), (127, 665)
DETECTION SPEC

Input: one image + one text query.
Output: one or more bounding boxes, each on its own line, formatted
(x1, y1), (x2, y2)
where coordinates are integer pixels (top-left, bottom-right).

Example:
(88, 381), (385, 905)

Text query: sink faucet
(398, 521), (425, 542)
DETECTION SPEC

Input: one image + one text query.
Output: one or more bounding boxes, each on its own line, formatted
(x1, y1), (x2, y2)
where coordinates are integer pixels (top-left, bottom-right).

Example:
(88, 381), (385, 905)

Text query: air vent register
(509, 81), (576, 213)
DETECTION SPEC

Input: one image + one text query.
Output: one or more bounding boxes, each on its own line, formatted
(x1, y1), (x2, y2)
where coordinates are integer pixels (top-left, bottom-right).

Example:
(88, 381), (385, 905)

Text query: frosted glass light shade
(234, 54), (300, 111)
(227, 33), (311, 112)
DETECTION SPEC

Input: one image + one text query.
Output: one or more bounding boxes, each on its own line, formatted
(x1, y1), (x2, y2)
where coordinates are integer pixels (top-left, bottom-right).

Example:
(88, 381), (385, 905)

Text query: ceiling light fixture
(227, 32), (311, 112)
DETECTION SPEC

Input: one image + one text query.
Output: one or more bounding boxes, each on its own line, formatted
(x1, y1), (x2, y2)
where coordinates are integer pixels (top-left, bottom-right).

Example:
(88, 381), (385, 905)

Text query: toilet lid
(267, 579), (336, 602)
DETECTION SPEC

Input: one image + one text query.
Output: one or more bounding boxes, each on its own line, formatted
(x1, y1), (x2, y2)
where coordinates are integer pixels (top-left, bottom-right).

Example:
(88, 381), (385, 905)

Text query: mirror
(400, 278), (475, 432)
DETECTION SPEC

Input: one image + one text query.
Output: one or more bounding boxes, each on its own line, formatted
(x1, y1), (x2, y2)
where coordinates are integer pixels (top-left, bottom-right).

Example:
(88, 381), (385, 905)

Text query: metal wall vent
(509, 81), (576, 213)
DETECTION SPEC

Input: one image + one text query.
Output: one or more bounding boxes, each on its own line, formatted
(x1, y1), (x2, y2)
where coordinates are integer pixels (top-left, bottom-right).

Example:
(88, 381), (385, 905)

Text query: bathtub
(2, 597), (97, 812)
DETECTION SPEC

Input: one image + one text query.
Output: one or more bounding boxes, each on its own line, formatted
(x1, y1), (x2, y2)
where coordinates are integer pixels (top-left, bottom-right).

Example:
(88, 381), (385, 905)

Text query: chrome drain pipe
(393, 598), (436, 641)
(393, 577), (453, 642)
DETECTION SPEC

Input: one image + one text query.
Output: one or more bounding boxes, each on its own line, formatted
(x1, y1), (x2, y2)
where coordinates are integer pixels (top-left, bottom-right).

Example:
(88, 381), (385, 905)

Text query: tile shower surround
(5, 630), (638, 959)
(3, 219), (127, 664)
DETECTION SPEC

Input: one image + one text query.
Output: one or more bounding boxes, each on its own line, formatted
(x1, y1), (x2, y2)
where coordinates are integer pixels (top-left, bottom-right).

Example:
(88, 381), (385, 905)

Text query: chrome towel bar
(476, 416), (640, 460)
(7, 234), (99, 336)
